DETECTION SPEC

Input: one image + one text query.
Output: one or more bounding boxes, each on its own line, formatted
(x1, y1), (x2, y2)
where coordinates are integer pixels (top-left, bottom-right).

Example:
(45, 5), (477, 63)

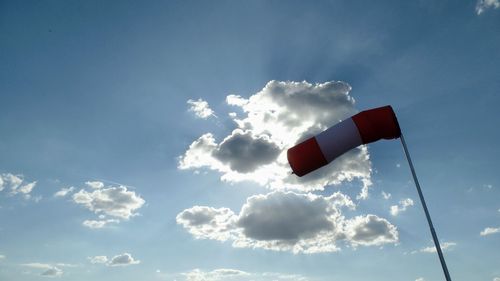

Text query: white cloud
(179, 81), (372, 199)
(188, 98), (216, 119)
(493, 277), (500, 281)
(390, 198), (414, 216)
(72, 182), (145, 220)
(213, 130), (281, 173)
(415, 278), (425, 281)
(21, 263), (74, 278)
(179, 268), (309, 281)
(108, 253), (140, 266)
(85, 181), (104, 189)
(21, 262), (76, 269)
(0, 173), (23, 191)
(88, 255), (108, 264)
(226, 95), (248, 107)
(22, 263), (54, 269)
(177, 191), (397, 254)
(41, 267), (63, 277)
(381, 191), (391, 200)
(54, 186), (75, 197)
(176, 206), (237, 241)
(88, 253), (140, 267)
(82, 219), (119, 229)
(0, 254), (5, 260)
(476, 0), (500, 15)
(480, 227), (500, 236)
(182, 268), (249, 281)
(413, 241), (456, 254)
(17, 181), (37, 194)
(343, 214), (399, 247)
(0, 173), (37, 198)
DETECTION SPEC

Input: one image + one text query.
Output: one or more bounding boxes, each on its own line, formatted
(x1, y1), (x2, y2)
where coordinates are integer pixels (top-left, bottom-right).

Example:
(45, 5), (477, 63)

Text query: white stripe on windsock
(315, 118), (363, 162)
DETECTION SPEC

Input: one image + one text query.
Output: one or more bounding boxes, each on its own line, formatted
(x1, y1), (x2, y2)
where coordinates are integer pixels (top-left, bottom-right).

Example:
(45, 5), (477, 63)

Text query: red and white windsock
(287, 105), (401, 177)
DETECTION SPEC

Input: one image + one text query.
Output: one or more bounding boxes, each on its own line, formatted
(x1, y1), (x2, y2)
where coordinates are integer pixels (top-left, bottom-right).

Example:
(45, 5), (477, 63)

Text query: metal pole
(400, 133), (452, 281)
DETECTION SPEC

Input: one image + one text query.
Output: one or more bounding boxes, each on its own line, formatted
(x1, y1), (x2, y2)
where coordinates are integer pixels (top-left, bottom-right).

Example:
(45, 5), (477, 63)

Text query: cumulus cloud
(54, 186), (75, 197)
(188, 98), (216, 119)
(343, 215), (399, 247)
(0, 173), (37, 198)
(390, 198), (414, 216)
(476, 0), (500, 15)
(179, 81), (372, 199)
(72, 182), (145, 220)
(0, 254), (5, 260)
(494, 277), (500, 281)
(415, 278), (425, 281)
(177, 191), (397, 254)
(108, 253), (140, 266)
(480, 227), (500, 236)
(178, 268), (309, 281)
(177, 206), (237, 241)
(88, 253), (140, 267)
(413, 242), (456, 254)
(213, 130), (281, 173)
(41, 267), (63, 277)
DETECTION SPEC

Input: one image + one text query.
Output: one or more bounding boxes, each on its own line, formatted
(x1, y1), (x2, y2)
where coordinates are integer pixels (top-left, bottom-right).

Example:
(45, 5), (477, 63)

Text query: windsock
(287, 105), (401, 177)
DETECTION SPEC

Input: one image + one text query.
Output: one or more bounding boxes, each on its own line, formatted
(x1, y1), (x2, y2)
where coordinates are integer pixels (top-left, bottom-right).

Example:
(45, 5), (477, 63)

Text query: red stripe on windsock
(351, 105), (401, 144)
(287, 137), (328, 177)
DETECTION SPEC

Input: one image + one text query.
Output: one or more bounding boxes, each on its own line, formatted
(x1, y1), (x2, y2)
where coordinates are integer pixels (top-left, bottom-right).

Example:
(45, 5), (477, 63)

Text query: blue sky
(1, 0), (499, 280)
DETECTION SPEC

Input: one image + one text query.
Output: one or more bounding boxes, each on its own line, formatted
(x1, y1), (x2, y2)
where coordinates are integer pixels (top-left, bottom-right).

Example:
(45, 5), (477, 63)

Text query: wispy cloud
(0, 173), (37, 200)
(412, 241), (456, 254)
(476, 0), (500, 15)
(173, 268), (311, 281)
(85, 181), (104, 189)
(381, 191), (391, 200)
(82, 219), (119, 229)
(21, 262), (76, 278)
(480, 227), (500, 236)
(187, 98), (217, 119)
(88, 255), (108, 264)
(53, 186), (75, 198)
(0, 173), (23, 192)
(390, 198), (414, 216)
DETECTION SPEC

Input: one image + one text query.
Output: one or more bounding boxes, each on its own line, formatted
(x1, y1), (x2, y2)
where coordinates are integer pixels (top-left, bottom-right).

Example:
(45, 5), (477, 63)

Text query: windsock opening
(351, 105), (401, 144)
(287, 137), (328, 177)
